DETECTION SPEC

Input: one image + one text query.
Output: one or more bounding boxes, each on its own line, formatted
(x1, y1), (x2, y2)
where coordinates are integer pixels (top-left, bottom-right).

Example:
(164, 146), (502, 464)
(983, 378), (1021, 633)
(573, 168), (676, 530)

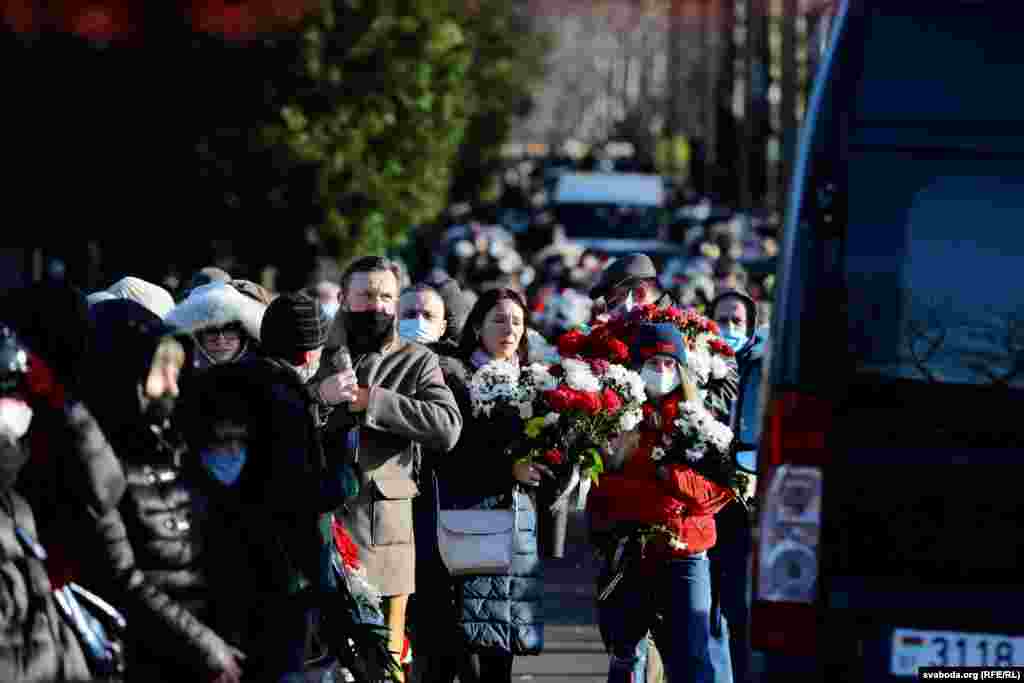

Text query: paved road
(421, 507), (760, 682)
(511, 509), (610, 682)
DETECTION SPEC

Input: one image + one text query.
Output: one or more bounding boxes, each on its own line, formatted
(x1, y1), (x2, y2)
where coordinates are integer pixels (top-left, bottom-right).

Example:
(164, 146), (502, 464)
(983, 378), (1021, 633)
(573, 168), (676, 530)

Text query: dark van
(734, 1), (1024, 680)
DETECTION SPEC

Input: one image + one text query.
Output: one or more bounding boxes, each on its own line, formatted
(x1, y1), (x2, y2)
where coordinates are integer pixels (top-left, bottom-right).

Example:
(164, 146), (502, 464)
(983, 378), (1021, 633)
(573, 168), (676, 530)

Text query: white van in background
(551, 172), (682, 262)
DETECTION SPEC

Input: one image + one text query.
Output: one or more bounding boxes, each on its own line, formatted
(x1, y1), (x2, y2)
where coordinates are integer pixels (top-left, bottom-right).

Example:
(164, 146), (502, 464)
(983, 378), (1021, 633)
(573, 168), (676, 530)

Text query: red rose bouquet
(558, 304), (739, 420)
(511, 358), (646, 510)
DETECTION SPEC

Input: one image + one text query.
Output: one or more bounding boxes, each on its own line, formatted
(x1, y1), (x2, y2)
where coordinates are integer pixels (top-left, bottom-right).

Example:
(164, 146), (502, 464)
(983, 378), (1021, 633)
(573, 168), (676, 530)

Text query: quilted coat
(434, 354), (544, 656)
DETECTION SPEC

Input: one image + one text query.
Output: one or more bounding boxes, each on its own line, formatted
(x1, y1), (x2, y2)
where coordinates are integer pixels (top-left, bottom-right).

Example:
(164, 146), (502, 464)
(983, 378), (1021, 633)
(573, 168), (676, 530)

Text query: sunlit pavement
(510, 510), (766, 683)
(511, 510), (608, 682)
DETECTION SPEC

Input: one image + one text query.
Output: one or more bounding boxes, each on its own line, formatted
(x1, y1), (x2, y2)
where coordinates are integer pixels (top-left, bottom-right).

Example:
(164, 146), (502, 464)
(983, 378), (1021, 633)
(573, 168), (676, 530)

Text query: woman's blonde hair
(152, 336), (186, 373)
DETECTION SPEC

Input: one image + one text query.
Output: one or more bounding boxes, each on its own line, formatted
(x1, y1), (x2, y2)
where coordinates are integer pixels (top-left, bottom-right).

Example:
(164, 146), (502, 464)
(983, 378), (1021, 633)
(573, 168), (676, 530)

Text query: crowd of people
(0, 197), (773, 683)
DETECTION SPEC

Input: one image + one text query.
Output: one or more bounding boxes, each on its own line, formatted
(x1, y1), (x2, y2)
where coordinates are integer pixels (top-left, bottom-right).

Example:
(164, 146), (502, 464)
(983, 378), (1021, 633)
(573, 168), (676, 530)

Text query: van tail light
(751, 391), (832, 655)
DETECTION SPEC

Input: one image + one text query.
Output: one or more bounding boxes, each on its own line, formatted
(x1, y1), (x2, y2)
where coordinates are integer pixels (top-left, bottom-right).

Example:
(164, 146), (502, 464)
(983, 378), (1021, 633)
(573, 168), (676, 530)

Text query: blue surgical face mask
(398, 318), (441, 344)
(721, 331), (748, 352)
(321, 301), (340, 320)
(200, 448), (247, 487)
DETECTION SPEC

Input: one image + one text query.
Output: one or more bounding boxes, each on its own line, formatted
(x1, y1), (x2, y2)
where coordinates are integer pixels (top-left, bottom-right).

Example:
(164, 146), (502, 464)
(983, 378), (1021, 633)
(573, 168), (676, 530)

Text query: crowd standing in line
(1, 189), (774, 683)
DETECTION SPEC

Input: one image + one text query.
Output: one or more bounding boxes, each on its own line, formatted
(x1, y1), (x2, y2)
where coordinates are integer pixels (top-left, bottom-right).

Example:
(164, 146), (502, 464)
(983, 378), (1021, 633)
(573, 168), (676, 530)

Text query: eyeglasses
(200, 325), (242, 341)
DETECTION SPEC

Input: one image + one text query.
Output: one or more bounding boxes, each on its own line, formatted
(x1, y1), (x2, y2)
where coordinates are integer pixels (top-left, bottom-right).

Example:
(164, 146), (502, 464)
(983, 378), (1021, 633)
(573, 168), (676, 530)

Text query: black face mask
(344, 311), (395, 354)
(0, 436), (29, 491)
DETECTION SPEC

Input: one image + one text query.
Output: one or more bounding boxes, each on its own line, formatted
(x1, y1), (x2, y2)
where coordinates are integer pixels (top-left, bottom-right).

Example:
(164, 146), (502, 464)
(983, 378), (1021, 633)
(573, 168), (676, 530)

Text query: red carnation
(576, 391), (603, 415)
(542, 448), (564, 466)
(545, 387), (576, 412)
(602, 388), (623, 413)
(606, 339), (630, 363)
(332, 518), (361, 570)
(557, 330), (587, 358)
(588, 359), (610, 376)
(25, 353), (66, 410)
(662, 398), (680, 428)
(708, 338), (736, 358)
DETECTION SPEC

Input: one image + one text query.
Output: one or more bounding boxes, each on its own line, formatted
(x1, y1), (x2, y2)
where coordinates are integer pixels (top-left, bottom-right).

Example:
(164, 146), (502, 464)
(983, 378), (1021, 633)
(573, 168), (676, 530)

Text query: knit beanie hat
(260, 292), (329, 359)
(631, 322), (688, 369)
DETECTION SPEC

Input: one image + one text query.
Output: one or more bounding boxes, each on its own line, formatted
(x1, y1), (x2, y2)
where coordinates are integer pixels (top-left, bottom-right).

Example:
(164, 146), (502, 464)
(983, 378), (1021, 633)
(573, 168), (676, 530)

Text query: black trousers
(457, 652), (514, 683)
(710, 501), (753, 683)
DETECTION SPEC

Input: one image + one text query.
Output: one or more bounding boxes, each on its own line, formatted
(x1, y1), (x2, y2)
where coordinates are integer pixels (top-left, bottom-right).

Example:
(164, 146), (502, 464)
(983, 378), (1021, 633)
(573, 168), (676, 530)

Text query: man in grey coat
(313, 256), (462, 677)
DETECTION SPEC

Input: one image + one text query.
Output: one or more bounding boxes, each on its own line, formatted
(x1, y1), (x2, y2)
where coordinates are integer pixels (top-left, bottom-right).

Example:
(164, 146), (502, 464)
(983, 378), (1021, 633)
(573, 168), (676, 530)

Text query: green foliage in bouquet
(515, 413), (608, 486)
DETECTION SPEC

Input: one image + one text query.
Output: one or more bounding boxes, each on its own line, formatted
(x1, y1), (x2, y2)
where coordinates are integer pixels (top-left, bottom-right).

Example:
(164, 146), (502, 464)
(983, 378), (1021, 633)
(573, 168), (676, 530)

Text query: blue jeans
(598, 554), (733, 683)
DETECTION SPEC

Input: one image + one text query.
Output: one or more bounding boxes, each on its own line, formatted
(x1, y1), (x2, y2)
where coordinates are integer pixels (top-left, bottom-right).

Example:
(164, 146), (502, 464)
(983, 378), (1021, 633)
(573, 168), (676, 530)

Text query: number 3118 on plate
(890, 628), (1024, 676)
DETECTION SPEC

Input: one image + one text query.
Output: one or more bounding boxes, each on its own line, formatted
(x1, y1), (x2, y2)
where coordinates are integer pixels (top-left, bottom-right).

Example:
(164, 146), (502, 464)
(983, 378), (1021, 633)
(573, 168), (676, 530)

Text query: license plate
(890, 628), (1024, 676)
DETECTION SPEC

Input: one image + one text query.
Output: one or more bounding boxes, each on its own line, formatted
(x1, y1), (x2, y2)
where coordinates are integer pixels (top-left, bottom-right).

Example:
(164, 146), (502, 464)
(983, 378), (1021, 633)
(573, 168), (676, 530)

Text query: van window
(845, 154), (1024, 388)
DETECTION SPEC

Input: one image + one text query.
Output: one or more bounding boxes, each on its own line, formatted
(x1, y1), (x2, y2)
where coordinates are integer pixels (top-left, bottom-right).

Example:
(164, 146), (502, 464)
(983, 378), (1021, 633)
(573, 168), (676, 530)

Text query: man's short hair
(400, 283), (441, 299)
(340, 256), (403, 293)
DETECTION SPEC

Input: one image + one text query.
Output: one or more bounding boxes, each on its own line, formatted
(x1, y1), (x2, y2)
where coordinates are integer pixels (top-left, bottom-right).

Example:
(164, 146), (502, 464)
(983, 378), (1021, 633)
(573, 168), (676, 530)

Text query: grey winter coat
(317, 314), (462, 596)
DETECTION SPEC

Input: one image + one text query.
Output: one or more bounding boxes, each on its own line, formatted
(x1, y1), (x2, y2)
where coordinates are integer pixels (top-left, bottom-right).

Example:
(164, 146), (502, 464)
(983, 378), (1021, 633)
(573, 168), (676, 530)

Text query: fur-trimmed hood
(165, 282), (266, 341)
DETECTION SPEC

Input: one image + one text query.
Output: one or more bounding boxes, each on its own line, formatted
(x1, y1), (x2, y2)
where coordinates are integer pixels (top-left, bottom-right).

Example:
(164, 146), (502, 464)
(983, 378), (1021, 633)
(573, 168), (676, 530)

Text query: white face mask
(398, 318), (441, 344)
(641, 365), (680, 398)
(0, 398), (33, 439)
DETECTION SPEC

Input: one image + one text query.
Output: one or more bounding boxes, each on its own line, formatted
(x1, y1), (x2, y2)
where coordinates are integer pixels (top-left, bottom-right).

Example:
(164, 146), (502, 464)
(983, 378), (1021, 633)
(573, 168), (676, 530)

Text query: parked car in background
(551, 172), (682, 269)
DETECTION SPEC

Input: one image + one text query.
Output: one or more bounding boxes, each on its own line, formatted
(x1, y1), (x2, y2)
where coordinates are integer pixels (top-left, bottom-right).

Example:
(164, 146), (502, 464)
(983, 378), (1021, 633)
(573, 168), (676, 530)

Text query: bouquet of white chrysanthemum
(469, 359), (536, 420)
(651, 399), (751, 504)
(670, 400), (735, 460)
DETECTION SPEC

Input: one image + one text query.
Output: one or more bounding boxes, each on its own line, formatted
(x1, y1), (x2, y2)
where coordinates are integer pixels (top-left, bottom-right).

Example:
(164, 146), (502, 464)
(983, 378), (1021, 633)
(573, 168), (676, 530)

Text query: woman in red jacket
(587, 322), (735, 683)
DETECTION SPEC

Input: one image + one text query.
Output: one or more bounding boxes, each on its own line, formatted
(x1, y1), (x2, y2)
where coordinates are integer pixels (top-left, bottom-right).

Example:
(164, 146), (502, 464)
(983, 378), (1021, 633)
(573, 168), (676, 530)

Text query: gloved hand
(317, 369), (358, 406)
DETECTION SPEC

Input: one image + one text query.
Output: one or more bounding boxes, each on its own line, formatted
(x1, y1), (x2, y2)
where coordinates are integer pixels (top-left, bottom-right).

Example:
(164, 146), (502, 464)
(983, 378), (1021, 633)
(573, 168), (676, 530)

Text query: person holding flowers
(424, 287), (549, 683)
(587, 322), (739, 683)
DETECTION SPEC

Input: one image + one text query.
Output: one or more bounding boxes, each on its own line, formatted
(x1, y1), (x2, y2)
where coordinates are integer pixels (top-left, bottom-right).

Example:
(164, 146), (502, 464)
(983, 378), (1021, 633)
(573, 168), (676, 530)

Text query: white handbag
(437, 491), (518, 576)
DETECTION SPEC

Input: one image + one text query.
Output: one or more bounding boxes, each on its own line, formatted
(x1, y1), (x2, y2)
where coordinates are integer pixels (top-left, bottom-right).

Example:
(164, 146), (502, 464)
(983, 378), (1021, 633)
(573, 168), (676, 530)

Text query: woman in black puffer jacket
(421, 288), (548, 683)
(81, 300), (244, 683)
